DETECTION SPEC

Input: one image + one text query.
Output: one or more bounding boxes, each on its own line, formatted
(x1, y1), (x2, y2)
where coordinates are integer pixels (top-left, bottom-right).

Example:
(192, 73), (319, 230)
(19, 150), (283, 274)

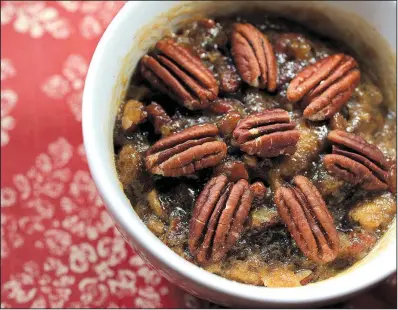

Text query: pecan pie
(114, 13), (396, 287)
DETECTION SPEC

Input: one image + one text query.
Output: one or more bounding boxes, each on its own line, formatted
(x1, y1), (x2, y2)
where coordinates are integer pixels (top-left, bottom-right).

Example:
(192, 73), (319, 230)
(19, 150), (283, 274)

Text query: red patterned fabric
(0, 1), (396, 308)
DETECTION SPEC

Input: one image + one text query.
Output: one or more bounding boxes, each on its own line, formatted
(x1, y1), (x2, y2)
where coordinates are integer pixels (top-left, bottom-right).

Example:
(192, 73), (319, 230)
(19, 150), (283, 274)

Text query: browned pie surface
(113, 14), (396, 287)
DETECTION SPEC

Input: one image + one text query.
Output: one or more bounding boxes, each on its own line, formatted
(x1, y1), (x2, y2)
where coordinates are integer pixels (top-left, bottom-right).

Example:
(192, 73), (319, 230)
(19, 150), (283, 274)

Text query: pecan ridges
(324, 130), (390, 191)
(275, 175), (339, 264)
(189, 174), (254, 265)
(141, 39), (218, 110)
(232, 109), (300, 158)
(231, 23), (277, 91)
(145, 124), (227, 177)
(287, 54), (360, 121)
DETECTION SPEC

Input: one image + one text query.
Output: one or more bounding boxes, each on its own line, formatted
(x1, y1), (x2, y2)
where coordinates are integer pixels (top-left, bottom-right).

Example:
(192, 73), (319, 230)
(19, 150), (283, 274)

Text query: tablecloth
(0, 1), (396, 308)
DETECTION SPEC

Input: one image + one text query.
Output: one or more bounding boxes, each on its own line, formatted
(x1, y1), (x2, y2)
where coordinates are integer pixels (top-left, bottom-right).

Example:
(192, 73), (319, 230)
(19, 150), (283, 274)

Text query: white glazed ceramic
(83, 1), (397, 308)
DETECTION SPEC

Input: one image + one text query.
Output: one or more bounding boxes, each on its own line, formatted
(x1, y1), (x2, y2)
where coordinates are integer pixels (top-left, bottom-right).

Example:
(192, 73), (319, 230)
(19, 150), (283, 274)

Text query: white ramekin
(83, 1), (396, 307)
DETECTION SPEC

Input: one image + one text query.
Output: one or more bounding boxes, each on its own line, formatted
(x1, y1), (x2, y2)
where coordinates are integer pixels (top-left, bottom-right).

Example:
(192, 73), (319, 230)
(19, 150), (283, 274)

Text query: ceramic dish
(83, 1), (396, 307)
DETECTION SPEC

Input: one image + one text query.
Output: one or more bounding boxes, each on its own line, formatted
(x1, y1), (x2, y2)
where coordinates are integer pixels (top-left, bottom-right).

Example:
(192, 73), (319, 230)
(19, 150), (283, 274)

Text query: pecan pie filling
(114, 14), (396, 287)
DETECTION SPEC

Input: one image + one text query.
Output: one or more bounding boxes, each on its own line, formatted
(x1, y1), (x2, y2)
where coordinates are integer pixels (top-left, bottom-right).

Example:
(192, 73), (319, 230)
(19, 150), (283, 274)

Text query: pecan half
(324, 130), (390, 191)
(231, 23), (277, 91)
(189, 174), (254, 264)
(275, 175), (339, 263)
(287, 54), (360, 121)
(145, 124), (227, 177)
(232, 109), (300, 158)
(140, 39), (218, 110)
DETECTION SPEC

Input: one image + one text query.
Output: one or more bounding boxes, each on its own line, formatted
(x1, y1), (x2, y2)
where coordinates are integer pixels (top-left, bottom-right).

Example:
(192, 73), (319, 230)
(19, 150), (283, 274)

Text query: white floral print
(129, 256), (162, 286)
(1, 214), (24, 258)
(61, 233), (171, 307)
(69, 237), (135, 306)
(1, 58), (17, 147)
(42, 54), (87, 121)
(78, 278), (109, 307)
(135, 286), (168, 308)
(60, 170), (112, 240)
(0, 89), (17, 143)
(2, 260), (75, 308)
(0, 131), (188, 307)
(1, 1), (71, 39)
(0, 89), (17, 147)
(0, 187), (17, 208)
(69, 243), (98, 274)
(1, 138), (73, 255)
(56, 1), (124, 39)
(1, 58), (16, 80)
(44, 229), (72, 256)
(9, 138), (73, 219)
